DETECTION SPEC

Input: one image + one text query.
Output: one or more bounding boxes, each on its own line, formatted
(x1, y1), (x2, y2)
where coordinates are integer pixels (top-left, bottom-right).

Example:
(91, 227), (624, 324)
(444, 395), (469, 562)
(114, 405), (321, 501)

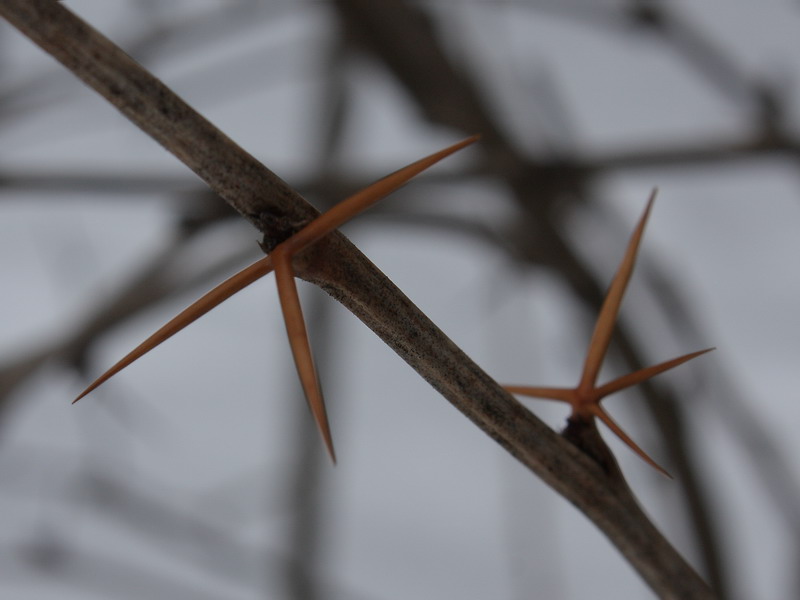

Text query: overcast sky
(1, 2), (800, 599)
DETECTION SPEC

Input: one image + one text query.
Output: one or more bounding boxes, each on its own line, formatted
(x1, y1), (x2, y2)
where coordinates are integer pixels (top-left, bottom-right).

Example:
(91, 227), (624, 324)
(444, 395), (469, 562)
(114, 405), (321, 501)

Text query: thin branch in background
(282, 291), (329, 600)
(0, 0), (278, 123)
(0, 210), (256, 409)
(624, 1), (769, 115)
(74, 470), (265, 588)
(0, 170), (199, 196)
(280, 44), (352, 596)
(1, 540), (232, 600)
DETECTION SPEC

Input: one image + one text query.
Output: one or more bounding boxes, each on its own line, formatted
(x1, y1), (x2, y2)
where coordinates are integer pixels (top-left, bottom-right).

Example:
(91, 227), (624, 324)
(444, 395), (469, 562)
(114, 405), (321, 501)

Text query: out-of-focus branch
(0, 170), (198, 195)
(1, 539), (239, 600)
(0, 0), (278, 123)
(0, 1), (713, 596)
(282, 292), (328, 600)
(624, 0), (780, 126)
(0, 213), (256, 407)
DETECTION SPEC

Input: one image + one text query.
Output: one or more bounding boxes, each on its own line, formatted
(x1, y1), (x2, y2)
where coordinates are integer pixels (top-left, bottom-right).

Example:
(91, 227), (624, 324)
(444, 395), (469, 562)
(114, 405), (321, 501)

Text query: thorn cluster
(505, 190), (713, 476)
(75, 144), (711, 477)
(74, 136), (480, 462)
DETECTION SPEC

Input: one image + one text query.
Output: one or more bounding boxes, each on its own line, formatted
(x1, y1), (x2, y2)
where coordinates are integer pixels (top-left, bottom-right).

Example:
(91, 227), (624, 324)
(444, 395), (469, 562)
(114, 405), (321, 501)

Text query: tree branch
(0, 1), (713, 597)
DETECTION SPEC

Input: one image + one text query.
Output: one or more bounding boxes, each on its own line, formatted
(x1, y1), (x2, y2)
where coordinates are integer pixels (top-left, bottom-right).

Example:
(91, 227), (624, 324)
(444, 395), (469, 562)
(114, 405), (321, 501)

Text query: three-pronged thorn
(505, 191), (713, 476)
(73, 136), (480, 462)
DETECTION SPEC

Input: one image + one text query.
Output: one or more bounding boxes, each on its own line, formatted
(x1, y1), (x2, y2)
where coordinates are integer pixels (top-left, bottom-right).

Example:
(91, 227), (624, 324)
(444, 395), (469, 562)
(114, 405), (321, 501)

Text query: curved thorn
(591, 405), (672, 478)
(74, 256), (275, 404)
(595, 347), (715, 399)
(285, 135), (481, 253)
(273, 250), (336, 463)
(579, 190), (657, 393)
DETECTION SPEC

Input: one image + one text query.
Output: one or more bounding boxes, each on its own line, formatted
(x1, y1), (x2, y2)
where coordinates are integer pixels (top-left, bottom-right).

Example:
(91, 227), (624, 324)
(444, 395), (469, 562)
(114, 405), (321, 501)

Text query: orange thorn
(578, 189), (656, 394)
(285, 135), (480, 253)
(505, 191), (713, 476)
(273, 248), (336, 462)
(594, 347), (715, 399)
(73, 256), (274, 403)
(590, 406), (672, 478)
(502, 386), (576, 403)
(74, 136), (479, 460)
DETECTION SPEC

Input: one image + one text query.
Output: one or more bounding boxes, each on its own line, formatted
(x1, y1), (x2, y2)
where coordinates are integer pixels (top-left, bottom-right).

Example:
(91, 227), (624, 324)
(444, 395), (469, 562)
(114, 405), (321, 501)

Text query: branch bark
(0, 2), (714, 597)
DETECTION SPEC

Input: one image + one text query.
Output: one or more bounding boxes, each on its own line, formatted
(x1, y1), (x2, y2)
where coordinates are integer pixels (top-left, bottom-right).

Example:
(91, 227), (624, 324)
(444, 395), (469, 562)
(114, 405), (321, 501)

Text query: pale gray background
(1, 1), (799, 599)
